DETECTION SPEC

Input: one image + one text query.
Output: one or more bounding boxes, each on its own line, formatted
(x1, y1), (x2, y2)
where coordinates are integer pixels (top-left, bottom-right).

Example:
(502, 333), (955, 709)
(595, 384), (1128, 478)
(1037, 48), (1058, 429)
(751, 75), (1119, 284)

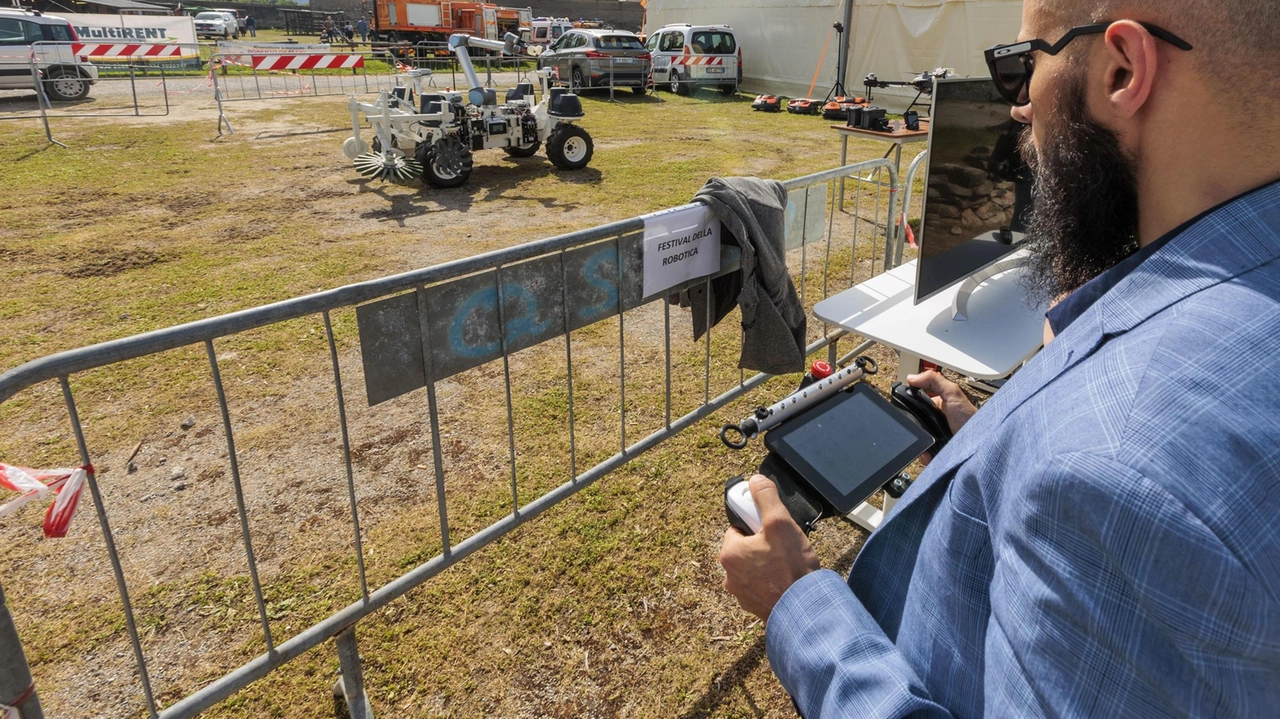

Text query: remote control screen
(766, 384), (935, 513)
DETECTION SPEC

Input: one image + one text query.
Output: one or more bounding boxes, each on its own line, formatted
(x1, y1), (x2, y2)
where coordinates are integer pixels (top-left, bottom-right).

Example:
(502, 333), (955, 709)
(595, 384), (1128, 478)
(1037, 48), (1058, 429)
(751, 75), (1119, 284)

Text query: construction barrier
(210, 45), (535, 134)
(0, 160), (906, 719)
(210, 48), (397, 134)
(71, 42), (187, 60)
(246, 52), (364, 71)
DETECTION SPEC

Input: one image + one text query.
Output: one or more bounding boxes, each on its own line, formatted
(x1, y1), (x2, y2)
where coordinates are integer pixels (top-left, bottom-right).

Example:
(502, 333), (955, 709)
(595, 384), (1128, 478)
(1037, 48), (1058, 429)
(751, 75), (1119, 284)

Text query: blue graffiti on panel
(579, 246), (619, 322)
(449, 283), (553, 358)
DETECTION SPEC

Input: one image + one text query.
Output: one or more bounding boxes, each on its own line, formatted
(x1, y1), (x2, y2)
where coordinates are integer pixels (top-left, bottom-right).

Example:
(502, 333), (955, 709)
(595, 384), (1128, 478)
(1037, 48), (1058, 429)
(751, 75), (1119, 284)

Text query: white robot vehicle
(343, 32), (594, 187)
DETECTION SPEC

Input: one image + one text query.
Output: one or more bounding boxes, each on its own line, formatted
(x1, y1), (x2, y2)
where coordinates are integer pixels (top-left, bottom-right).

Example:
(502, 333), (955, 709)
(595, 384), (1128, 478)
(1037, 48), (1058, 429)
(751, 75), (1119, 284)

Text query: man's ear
(1100, 20), (1160, 118)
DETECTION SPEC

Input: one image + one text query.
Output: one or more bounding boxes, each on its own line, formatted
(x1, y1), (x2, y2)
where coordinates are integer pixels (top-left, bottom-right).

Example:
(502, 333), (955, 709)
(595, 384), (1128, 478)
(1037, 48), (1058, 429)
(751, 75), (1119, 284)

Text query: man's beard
(1019, 75), (1140, 305)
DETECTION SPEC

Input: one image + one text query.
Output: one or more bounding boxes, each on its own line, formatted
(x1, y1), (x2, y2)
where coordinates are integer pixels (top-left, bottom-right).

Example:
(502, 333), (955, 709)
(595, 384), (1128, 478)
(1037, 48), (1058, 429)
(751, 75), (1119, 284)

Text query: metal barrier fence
(0, 42), (201, 146)
(381, 41), (537, 89)
(0, 160), (902, 719)
(210, 45), (534, 134)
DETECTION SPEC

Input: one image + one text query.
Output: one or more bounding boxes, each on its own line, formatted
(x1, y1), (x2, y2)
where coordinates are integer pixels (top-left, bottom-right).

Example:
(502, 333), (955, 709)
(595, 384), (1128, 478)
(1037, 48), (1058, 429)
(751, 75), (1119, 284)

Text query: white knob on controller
(726, 481), (764, 535)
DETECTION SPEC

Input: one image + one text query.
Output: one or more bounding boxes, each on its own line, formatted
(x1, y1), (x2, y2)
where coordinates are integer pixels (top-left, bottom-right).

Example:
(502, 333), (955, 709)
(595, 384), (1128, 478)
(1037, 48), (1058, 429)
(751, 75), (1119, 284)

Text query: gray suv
(537, 29), (651, 95)
(0, 9), (98, 101)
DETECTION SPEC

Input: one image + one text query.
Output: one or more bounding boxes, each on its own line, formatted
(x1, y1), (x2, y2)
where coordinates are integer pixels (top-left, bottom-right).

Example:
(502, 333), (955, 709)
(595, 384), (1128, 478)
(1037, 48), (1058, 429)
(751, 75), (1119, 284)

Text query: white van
(645, 24), (740, 96)
(530, 17), (572, 49)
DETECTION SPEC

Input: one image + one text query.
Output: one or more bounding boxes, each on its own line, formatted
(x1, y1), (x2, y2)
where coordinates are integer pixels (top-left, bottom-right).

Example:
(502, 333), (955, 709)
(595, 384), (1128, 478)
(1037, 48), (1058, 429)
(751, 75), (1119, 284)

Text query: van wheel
(43, 69), (89, 101)
(673, 71), (690, 96)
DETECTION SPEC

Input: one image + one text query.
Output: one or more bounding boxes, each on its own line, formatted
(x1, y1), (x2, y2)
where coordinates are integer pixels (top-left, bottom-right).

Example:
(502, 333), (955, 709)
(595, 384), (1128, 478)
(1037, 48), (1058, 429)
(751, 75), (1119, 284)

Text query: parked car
(529, 16), (572, 50)
(645, 24), (741, 96)
(536, 29), (651, 95)
(194, 11), (240, 39)
(0, 8), (98, 101)
(212, 8), (248, 36)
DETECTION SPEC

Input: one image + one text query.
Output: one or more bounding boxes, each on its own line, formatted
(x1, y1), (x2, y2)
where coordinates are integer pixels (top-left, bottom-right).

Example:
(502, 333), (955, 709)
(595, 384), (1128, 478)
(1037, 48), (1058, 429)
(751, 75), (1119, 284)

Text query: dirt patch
(63, 247), (169, 278)
(162, 194), (214, 215)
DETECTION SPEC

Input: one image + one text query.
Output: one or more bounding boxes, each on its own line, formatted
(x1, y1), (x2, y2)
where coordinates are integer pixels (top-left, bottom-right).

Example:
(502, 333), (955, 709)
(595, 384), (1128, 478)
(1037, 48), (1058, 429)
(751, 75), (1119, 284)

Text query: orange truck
(373, 1), (531, 45)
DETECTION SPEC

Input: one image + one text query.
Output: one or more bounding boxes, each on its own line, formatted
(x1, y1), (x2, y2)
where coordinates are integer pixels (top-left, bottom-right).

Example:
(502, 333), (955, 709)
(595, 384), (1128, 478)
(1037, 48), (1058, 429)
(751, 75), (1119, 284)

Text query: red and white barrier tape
(71, 42), (186, 58)
(0, 463), (91, 538)
(248, 54), (363, 71)
(157, 66), (216, 93)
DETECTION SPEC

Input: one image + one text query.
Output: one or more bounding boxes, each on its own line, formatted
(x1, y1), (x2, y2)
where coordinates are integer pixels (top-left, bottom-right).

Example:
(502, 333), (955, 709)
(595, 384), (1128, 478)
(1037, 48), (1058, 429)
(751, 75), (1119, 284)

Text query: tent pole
(837, 0), (855, 97)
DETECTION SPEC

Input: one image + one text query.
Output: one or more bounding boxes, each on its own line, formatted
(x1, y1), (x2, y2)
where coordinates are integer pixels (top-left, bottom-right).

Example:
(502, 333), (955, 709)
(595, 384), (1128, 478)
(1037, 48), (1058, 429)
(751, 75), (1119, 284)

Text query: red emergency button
(809, 360), (833, 379)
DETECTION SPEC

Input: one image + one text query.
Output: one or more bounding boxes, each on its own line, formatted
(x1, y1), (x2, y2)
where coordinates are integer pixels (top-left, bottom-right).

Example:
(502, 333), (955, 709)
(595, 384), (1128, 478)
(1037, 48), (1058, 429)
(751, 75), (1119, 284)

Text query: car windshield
(195, 13), (222, 20)
(691, 31), (735, 54)
(596, 35), (643, 50)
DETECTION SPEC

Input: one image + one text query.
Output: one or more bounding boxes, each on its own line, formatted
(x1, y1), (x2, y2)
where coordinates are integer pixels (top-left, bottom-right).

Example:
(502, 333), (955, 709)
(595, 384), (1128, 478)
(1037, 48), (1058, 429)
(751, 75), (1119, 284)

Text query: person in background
(719, 0), (1280, 716)
(357, 15), (369, 45)
(245, 14), (256, 37)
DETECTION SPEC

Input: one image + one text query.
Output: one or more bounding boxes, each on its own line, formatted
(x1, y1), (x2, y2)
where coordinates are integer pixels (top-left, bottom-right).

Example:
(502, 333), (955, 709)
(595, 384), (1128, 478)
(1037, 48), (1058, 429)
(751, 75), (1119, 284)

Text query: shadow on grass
(331, 690), (351, 719)
(579, 88), (751, 106)
(253, 127), (349, 140)
(676, 540), (863, 719)
(578, 89), (664, 105)
(549, 166), (603, 185)
(346, 161), (599, 222)
(678, 635), (771, 719)
(348, 176), (466, 224)
(6, 142), (60, 162)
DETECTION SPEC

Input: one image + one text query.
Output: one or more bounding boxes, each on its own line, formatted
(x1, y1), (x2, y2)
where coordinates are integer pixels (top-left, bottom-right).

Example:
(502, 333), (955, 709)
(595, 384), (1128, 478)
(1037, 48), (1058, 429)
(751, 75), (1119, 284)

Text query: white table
(815, 256), (1046, 383)
(813, 255), (1046, 531)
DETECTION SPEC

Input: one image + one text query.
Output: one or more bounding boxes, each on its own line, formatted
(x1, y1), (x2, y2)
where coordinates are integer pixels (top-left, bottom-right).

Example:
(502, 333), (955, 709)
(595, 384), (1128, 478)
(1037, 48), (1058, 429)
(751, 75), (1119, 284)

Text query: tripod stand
(822, 21), (849, 103)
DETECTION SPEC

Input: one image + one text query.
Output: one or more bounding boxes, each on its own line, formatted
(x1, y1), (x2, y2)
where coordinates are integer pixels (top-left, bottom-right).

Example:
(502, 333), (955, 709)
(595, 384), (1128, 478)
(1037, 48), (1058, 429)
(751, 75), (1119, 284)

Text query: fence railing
(0, 160), (902, 719)
(0, 42), (201, 145)
(209, 45), (533, 134)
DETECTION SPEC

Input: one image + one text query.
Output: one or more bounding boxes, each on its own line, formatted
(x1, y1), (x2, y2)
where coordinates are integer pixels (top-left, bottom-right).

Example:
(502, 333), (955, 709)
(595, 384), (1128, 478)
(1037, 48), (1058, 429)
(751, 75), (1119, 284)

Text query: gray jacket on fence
(684, 176), (807, 375)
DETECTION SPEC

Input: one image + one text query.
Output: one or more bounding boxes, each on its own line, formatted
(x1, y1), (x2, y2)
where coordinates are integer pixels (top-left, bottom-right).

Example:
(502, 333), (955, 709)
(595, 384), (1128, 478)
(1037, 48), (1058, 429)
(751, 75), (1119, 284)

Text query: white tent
(643, 0), (1023, 109)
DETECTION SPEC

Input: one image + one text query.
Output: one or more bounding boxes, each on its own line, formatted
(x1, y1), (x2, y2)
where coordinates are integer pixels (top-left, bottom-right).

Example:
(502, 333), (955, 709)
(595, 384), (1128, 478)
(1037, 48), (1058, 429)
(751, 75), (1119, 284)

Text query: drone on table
(862, 67), (953, 115)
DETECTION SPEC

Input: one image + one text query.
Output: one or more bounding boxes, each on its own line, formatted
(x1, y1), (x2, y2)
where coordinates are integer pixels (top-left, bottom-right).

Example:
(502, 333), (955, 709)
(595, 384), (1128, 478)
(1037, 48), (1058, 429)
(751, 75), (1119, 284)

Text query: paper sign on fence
(642, 204), (721, 298)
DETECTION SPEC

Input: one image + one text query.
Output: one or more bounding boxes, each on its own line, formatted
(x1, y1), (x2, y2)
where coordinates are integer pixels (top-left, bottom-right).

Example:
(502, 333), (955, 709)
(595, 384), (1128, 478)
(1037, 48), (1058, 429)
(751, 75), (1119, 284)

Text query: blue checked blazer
(766, 182), (1280, 718)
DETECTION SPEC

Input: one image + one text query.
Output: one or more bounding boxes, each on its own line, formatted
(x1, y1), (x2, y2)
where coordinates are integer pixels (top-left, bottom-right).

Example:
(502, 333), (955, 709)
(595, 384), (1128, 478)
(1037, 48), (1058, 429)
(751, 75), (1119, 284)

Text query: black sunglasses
(984, 21), (1193, 106)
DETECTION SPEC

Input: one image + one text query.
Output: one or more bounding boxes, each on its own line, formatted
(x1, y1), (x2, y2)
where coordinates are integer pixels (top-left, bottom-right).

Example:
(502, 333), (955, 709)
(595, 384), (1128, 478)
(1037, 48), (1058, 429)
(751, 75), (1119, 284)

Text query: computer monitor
(914, 77), (1033, 305)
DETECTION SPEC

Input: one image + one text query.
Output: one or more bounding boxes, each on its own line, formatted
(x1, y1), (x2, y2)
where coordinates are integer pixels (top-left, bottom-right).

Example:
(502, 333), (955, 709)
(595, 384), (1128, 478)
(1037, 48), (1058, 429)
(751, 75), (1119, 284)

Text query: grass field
(0, 86), (924, 718)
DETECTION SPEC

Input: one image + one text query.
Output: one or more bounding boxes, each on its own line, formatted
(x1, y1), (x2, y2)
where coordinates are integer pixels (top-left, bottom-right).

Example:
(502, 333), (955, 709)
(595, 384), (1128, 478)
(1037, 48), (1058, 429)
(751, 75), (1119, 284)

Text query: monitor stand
(952, 254), (1027, 321)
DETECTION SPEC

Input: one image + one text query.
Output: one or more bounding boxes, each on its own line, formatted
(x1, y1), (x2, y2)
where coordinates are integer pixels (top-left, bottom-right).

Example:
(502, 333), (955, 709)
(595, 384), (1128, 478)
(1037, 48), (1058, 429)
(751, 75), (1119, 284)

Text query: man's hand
(907, 370), (978, 464)
(719, 475), (820, 622)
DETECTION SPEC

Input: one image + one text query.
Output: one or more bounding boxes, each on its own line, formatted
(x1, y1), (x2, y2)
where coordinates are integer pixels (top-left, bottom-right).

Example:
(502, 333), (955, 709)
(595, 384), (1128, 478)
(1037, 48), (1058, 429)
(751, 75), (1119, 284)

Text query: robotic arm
(449, 32), (527, 105)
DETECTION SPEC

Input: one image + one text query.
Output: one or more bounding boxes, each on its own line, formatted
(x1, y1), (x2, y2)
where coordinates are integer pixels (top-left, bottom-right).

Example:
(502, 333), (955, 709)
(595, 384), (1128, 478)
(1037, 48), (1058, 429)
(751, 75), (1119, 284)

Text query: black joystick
(890, 382), (953, 452)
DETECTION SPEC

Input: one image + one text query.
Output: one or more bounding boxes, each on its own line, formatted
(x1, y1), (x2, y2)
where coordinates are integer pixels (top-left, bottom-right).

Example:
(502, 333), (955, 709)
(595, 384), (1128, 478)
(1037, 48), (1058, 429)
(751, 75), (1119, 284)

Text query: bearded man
(719, 1), (1280, 716)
